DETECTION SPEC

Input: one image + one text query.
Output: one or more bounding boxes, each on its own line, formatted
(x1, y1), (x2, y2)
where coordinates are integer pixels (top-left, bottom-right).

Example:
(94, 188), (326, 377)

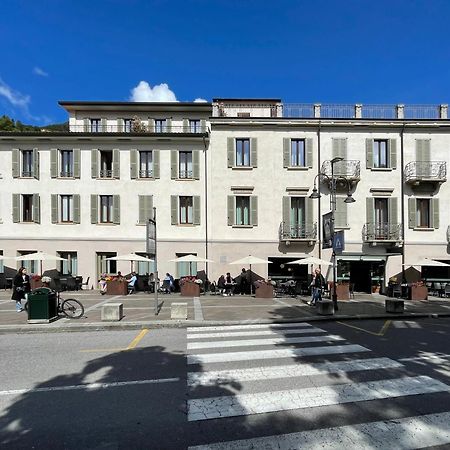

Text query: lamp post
(310, 157), (355, 312)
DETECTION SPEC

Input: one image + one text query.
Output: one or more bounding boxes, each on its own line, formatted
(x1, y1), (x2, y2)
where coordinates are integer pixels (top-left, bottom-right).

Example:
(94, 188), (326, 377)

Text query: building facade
(1, 99), (449, 293)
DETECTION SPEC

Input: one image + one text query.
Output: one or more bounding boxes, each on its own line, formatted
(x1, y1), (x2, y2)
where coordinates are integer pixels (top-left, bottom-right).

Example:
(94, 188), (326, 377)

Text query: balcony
(404, 161), (446, 187)
(99, 169), (113, 178)
(139, 169), (153, 178)
(362, 223), (402, 243)
(320, 160), (361, 185)
(279, 222), (317, 244)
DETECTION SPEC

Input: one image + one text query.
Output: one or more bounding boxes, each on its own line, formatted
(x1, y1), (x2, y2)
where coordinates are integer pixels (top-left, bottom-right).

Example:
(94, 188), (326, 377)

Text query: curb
(0, 312), (449, 334)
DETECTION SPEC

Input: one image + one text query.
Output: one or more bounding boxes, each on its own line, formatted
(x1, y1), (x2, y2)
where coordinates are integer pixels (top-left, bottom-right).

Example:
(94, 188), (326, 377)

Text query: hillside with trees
(0, 115), (68, 132)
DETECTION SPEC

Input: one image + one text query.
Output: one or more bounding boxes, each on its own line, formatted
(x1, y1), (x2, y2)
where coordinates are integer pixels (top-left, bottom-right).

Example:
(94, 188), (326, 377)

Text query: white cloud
(129, 81), (177, 102)
(194, 98), (208, 103)
(0, 77), (30, 107)
(33, 67), (48, 77)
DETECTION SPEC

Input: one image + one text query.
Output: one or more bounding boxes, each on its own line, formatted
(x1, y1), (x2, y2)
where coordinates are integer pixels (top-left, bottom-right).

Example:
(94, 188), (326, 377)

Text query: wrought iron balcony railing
(59, 171), (73, 178)
(321, 160), (361, 180)
(362, 223), (402, 242)
(404, 161), (446, 183)
(139, 169), (153, 178)
(66, 125), (207, 134)
(179, 170), (193, 179)
(99, 170), (113, 178)
(279, 222), (317, 241)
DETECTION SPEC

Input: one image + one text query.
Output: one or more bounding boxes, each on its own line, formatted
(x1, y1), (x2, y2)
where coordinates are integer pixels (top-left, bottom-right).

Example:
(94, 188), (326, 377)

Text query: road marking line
(188, 322), (313, 332)
(187, 334), (344, 350)
(188, 357), (403, 387)
(193, 297), (204, 321)
(187, 327), (326, 339)
(187, 375), (449, 421)
(337, 319), (391, 336)
(80, 348), (127, 353)
(187, 344), (369, 365)
(0, 377), (180, 396)
(399, 353), (450, 363)
(126, 329), (149, 350)
(188, 411), (450, 449)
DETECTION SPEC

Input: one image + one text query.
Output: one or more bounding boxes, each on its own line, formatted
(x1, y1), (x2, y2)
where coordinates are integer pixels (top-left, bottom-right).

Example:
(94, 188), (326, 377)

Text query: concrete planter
(180, 282), (200, 297)
(106, 280), (128, 295)
(409, 285), (428, 300)
(255, 284), (274, 298)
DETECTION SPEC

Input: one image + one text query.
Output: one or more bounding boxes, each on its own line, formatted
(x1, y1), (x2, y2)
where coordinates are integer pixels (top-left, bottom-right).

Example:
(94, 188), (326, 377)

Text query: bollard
(318, 300), (335, 316)
(101, 303), (123, 321)
(171, 302), (188, 320)
(385, 299), (404, 313)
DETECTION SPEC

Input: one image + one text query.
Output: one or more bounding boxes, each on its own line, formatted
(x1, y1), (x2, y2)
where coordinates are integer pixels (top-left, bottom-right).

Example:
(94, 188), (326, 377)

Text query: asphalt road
(1, 318), (450, 449)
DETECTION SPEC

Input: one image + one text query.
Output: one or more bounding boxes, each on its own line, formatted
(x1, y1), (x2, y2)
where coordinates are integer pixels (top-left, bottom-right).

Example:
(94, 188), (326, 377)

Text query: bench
(318, 300), (334, 316)
(101, 303), (124, 321)
(385, 299), (404, 313)
(171, 302), (188, 320)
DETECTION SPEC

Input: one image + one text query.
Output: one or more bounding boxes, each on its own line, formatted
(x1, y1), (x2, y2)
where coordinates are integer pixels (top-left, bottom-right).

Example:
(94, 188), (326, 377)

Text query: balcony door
(374, 198), (388, 239)
(290, 198), (305, 237)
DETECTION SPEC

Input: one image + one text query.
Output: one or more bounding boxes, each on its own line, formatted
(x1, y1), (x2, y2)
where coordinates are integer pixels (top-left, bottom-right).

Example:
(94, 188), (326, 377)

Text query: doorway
(349, 261), (372, 293)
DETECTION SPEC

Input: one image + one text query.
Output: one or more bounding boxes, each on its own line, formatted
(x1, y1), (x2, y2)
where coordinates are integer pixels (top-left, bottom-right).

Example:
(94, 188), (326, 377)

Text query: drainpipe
(203, 134), (209, 278)
(317, 121), (322, 258)
(400, 123), (406, 283)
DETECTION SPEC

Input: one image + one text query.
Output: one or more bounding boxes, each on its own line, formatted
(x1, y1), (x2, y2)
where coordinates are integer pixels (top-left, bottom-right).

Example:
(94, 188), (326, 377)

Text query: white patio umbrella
(229, 255), (272, 295)
(15, 251), (68, 276)
(288, 256), (333, 266)
(169, 254), (213, 276)
(105, 253), (154, 272)
(408, 258), (450, 267)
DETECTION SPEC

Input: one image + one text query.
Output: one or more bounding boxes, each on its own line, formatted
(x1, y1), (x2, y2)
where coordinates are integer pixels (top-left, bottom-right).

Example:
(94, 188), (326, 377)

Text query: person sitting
(217, 275), (226, 295)
(224, 272), (235, 296)
(116, 271), (125, 281)
(148, 272), (155, 293)
(99, 273), (108, 295)
(127, 272), (137, 294)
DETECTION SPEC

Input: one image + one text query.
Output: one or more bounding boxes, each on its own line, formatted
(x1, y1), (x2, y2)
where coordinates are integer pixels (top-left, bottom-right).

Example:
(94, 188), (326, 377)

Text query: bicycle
(24, 289), (85, 319)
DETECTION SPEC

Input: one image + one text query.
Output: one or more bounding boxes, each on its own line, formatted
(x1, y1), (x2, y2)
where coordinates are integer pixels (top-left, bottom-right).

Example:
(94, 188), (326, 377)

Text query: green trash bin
(27, 288), (58, 323)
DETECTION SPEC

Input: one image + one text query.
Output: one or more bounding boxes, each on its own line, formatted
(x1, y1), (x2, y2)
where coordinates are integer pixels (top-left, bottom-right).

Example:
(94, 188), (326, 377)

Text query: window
(22, 194), (33, 222)
(176, 252), (197, 277)
(90, 119), (101, 132)
(290, 197), (305, 225)
(60, 150), (73, 177)
(99, 151), (113, 178)
(97, 252), (116, 275)
(58, 252), (77, 275)
(179, 196), (193, 224)
(190, 120), (200, 133)
(18, 251), (37, 274)
(373, 140), (388, 168)
(22, 150), (33, 177)
(374, 198), (388, 238)
(135, 252), (155, 275)
(100, 195), (113, 223)
(235, 196), (250, 225)
(60, 195), (73, 222)
(236, 139), (250, 166)
(291, 139), (306, 167)
(179, 151), (193, 178)
(417, 199), (431, 228)
(124, 119), (133, 133)
(139, 151), (153, 178)
(155, 119), (167, 133)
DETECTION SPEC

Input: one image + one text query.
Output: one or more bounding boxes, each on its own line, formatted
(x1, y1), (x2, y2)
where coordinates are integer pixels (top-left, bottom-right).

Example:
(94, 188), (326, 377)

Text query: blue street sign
(333, 230), (345, 253)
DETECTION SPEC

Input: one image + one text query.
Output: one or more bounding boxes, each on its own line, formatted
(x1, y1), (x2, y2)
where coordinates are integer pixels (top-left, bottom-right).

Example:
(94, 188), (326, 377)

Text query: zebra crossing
(186, 322), (450, 449)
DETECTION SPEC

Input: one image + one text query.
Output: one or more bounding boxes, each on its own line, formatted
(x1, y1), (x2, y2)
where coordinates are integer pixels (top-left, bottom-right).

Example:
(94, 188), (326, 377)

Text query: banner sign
(322, 212), (334, 249)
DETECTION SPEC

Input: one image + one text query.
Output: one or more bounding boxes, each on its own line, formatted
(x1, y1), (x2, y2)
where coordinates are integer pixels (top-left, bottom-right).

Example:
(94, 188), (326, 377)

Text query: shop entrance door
(350, 261), (372, 293)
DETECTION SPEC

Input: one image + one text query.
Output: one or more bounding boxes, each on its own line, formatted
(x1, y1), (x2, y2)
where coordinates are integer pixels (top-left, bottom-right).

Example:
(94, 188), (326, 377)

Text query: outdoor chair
(81, 277), (90, 290)
(444, 284), (450, 298)
(433, 282), (443, 297)
(160, 279), (171, 294)
(392, 284), (402, 298)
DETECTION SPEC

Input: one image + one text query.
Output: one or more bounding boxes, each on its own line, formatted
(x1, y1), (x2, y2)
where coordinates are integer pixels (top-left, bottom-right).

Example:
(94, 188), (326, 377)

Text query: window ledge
(56, 222), (77, 225)
(370, 168), (394, 171)
(57, 176), (77, 180)
(18, 222), (38, 224)
(231, 166), (253, 170)
(95, 223), (119, 226)
(176, 223), (197, 227)
(95, 178), (118, 181)
(413, 227), (435, 231)
(175, 178), (197, 181)
(286, 166), (310, 171)
(137, 177), (156, 181)
(232, 225), (254, 228)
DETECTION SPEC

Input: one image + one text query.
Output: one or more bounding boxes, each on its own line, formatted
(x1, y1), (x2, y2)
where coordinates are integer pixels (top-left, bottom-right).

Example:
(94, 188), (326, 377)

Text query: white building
(1, 99), (449, 293)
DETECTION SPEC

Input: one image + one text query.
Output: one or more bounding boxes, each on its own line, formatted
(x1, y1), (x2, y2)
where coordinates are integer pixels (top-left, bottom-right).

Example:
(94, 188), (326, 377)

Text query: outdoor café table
(106, 279), (128, 295)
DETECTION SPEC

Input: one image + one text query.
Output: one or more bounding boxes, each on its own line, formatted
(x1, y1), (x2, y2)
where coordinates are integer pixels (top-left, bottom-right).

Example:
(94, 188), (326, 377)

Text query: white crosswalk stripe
(186, 322), (450, 448)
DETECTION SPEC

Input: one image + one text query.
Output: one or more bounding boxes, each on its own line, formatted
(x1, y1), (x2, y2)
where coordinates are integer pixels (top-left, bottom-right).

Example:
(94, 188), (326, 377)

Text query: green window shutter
(153, 150), (160, 178)
(33, 193), (40, 223)
(183, 119), (189, 133)
(305, 196), (313, 226)
(130, 149), (138, 179)
(113, 148), (120, 179)
(306, 138), (313, 168)
(73, 149), (81, 178)
(90, 195), (98, 224)
(282, 196), (290, 226)
(366, 139), (373, 169)
(227, 138), (234, 168)
(139, 195), (153, 224)
(101, 118), (107, 132)
(50, 149), (58, 178)
(51, 194), (58, 223)
(193, 196), (201, 225)
(416, 139), (431, 161)
(408, 198), (417, 228)
(166, 118), (172, 132)
(113, 195), (120, 224)
(389, 197), (398, 227)
(91, 149), (98, 178)
(12, 194), (20, 223)
(250, 196), (258, 226)
(117, 119), (124, 133)
(389, 139), (397, 169)
(12, 148), (19, 178)
(73, 194), (81, 224)
(432, 198), (439, 229)
(148, 119), (155, 132)
(193, 151), (200, 179)
(83, 118), (89, 132)
(171, 151), (178, 179)
(33, 148), (39, 179)
(251, 138), (258, 168)
(335, 197), (348, 228)
(200, 119), (206, 133)
(332, 138), (347, 159)
(171, 195), (178, 225)
(227, 196), (234, 226)
(366, 197), (375, 224)
(283, 139), (290, 168)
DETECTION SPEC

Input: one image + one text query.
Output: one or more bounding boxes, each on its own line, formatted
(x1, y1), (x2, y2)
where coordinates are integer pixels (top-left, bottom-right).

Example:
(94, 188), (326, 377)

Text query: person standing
(309, 268), (325, 306)
(240, 268), (248, 295)
(11, 267), (30, 312)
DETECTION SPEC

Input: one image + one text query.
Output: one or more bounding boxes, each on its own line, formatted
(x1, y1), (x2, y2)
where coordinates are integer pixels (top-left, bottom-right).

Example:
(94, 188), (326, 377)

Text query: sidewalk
(0, 289), (449, 333)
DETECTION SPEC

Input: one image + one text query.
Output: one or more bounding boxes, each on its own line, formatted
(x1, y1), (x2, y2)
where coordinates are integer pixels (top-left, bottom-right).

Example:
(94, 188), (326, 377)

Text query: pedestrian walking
(309, 268), (326, 306)
(11, 267), (30, 312)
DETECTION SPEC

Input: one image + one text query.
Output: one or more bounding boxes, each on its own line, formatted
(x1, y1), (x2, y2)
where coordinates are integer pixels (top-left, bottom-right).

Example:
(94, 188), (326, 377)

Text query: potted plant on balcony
(132, 116), (147, 133)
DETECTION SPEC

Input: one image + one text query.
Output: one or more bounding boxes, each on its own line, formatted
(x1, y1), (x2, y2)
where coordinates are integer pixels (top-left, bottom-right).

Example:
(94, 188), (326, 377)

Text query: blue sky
(1, 0), (450, 124)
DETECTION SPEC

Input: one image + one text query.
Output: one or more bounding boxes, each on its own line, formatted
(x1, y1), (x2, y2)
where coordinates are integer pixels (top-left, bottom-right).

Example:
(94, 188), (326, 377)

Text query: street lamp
(310, 157), (355, 312)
